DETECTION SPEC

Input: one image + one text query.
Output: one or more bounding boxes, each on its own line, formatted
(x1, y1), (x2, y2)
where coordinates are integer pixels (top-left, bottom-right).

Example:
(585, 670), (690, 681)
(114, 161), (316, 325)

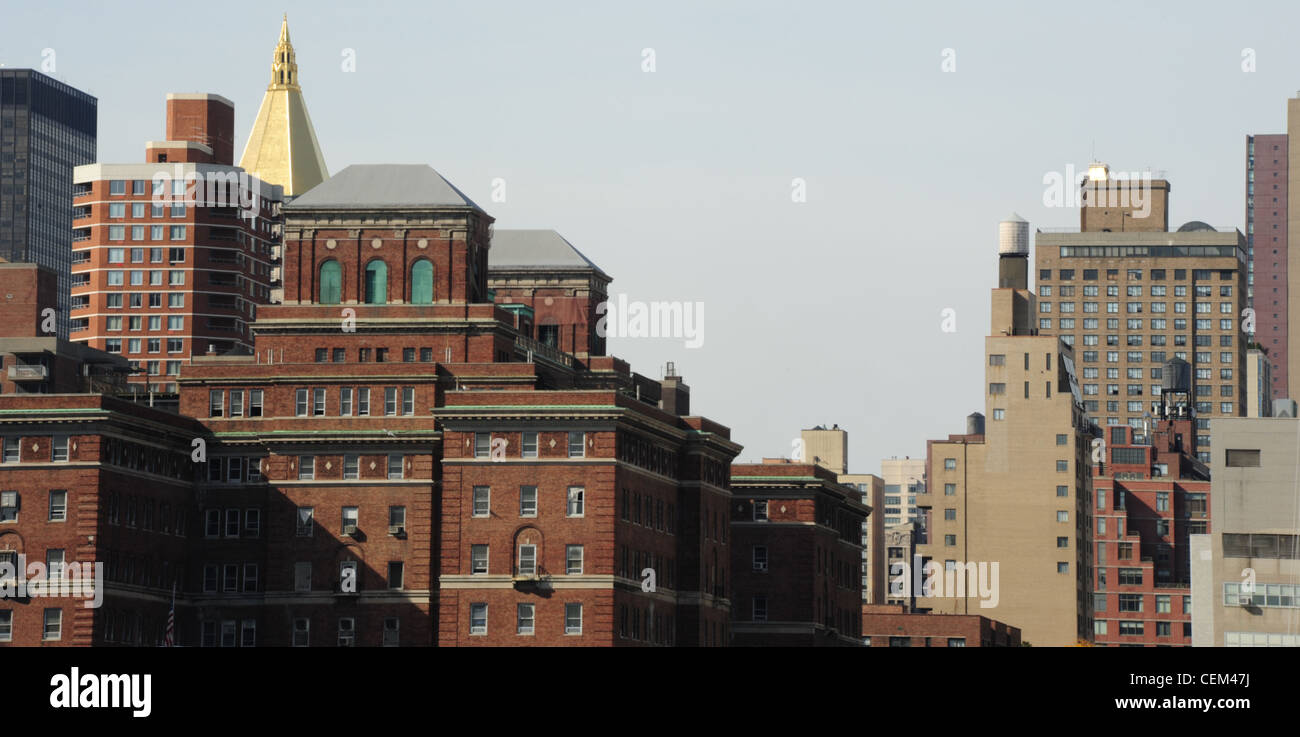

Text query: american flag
(163, 582), (175, 647)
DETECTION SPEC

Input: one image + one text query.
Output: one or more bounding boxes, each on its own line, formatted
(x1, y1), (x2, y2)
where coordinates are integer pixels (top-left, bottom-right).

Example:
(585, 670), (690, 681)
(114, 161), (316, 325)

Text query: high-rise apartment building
(1036, 164), (1248, 462)
(1246, 347), (1273, 417)
(915, 215), (1094, 647)
(0, 70), (97, 339)
(1244, 134), (1286, 395)
(1190, 417), (1300, 647)
(69, 95), (283, 392)
(1091, 372), (1209, 646)
(840, 472), (884, 603)
(880, 456), (924, 525)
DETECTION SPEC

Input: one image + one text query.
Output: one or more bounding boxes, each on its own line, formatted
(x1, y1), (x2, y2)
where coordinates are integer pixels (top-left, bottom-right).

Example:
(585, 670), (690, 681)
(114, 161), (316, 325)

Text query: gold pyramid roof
(239, 15), (329, 196)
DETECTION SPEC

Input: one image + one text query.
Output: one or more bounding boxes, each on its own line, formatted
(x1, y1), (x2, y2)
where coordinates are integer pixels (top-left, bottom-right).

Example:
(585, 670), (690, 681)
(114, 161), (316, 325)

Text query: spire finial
(269, 14), (298, 88)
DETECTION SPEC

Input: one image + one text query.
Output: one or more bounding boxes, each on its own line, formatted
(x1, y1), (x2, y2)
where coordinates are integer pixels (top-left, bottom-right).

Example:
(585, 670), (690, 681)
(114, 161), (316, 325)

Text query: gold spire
(270, 14), (298, 88)
(239, 14), (329, 196)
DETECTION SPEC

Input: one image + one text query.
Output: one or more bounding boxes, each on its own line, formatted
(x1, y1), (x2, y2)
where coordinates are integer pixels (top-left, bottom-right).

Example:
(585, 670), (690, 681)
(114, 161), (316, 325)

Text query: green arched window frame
(410, 259), (434, 304)
(364, 260), (388, 305)
(319, 259), (341, 305)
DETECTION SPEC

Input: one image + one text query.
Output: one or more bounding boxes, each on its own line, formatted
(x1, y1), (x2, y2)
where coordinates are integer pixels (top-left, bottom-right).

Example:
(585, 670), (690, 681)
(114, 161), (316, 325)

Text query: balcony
(8, 364), (48, 381)
(515, 334), (573, 368)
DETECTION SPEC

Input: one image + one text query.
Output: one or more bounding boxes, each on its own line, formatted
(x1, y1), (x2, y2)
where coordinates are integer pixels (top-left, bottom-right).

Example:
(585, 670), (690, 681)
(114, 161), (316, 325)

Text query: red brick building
(860, 603), (1021, 647)
(171, 163), (740, 646)
(1092, 361), (1210, 646)
(2, 163), (742, 647)
(729, 460), (868, 646)
(0, 263), (201, 646)
(70, 93), (282, 393)
(488, 229), (610, 360)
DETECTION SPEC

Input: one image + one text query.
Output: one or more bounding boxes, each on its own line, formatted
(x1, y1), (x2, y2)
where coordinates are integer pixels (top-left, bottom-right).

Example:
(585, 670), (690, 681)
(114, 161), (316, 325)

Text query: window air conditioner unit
(343, 524), (358, 537)
(1238, 594), (1253, 606)
(388, 525), (405, 536)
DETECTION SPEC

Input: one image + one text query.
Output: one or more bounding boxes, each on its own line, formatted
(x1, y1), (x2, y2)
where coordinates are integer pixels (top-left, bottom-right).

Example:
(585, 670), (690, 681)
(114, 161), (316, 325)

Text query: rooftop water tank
(998, 213), (1029, 255)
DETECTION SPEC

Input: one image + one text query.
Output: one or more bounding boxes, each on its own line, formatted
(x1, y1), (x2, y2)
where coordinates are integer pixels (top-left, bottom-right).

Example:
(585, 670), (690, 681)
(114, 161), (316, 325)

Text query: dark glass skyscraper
(0, 70), (97, 338)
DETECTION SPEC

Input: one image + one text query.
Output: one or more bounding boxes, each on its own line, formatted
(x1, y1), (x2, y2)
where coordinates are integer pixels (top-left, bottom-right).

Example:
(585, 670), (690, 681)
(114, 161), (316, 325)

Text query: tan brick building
(914, 215), (1094, 647)
(1035, 164), (1249, 463)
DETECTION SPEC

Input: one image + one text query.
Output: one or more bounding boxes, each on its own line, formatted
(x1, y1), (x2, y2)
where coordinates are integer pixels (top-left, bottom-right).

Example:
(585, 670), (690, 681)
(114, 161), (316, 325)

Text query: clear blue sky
(3, 0), (1296, 472)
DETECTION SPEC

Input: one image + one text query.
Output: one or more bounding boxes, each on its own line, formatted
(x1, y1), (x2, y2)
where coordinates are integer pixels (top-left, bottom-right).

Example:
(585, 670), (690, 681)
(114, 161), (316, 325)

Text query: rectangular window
(344, 454), (359, 480)
(1225, 449), (1261, 467)
(567, 486), (584, 517)
(357, 388), (370, 416)
(313, 388), (326, 416)
(402, 387), (415, 415)
(471, 544), (489, 574)
(384, 387), (398, 416)
(522, 432), (538, 458)
(295, 388), (308, 417)
(565, 603), (583, 635)
(474, 433), (490, 458)
(291, 618), (310, 647)
(470, 604), (488, 635)
(387, 454), (403, 479)
(296, 507), (314, 537)
(388, 561), (404, 590)
(568, 431), (585, 457)
(472, 486), (490, 517)
(298, 456), (314, 480)
(517, 603), (535, 635)
(340, 388), (353, 416)
(43, 608), (62, 641)
(518, 544), (537, 576)
(753, 545), (769, 571)
(293, 562), (312, 593)
(249, 389), (263, 417)
(566, 544), (584, 575)
(520, 486), (538, 517)
(46, 489), (68, 521)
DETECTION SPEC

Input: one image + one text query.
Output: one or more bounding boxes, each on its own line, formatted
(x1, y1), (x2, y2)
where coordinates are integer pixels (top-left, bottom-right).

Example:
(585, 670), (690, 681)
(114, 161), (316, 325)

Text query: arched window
(318, 260), (341, 304)
(410, 259), (433, 304)
(364, 260), (387, 305)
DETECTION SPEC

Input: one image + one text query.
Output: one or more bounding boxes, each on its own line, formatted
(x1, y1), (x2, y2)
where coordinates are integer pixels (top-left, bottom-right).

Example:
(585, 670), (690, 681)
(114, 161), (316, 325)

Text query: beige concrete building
(914, 215), (1095, 647)
(840, 472), (885, 604)
(1036, 164), (1248, 464)
(1246, 347), (1273, 417)
(1190, 417), (1300, 646)
(880, 456), (924, 525)
(881, 522), (920, 611)
(801, 426), (848, 475)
